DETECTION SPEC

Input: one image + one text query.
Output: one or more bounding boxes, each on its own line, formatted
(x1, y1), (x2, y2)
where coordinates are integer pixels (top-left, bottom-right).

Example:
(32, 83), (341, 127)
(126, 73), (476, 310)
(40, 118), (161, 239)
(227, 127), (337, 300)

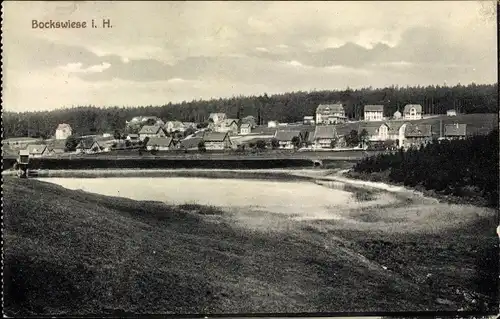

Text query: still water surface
(42, 176), (493, 228)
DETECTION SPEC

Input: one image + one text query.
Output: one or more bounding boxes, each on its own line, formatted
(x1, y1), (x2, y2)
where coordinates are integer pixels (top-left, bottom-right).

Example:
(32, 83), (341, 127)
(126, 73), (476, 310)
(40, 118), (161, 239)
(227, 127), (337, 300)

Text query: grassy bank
(344, 170), (490, 207)
(3, 178), (498, 316)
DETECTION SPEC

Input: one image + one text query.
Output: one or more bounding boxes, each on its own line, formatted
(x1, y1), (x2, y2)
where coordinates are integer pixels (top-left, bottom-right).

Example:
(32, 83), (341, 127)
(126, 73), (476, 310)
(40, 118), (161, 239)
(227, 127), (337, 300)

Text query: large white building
(55, 123), (72, 140)
(364, 105), (384, 121)
(315, 104), (346, 125)
(403, 104), (423, 120)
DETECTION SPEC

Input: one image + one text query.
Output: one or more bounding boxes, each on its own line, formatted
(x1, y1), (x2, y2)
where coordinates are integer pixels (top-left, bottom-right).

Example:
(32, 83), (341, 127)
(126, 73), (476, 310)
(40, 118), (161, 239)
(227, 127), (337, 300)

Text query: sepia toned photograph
(2, 1), (499, 317)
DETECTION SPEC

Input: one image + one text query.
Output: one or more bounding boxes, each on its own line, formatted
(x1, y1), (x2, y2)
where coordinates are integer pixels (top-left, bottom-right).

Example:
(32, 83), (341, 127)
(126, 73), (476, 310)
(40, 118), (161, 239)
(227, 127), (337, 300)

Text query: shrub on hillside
(353, 129), (499, 207)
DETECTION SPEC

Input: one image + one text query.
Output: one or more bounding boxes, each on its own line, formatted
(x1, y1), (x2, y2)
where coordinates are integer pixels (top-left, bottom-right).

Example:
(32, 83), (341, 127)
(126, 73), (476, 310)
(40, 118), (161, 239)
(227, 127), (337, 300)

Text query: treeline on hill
(3, 83), (498, 138)
(351, 129), (499, 207)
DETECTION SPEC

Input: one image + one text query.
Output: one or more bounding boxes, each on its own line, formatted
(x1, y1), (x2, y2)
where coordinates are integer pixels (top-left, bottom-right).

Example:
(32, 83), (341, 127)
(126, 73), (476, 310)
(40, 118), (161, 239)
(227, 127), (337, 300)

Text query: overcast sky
(2, 1), (497, 112)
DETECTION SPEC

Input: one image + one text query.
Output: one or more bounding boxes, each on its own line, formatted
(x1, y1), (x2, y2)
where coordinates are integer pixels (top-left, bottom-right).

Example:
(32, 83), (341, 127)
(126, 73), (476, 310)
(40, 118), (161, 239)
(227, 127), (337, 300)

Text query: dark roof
(77, 138), (100, 149)
(403, 104), (423, 113)
(275, 130), (302, 141)
(180, 137), (203, 149)
(26, 144), (47, 154)
(364, 105), (384, 112)
(317, 104), (344, 113)
(45, 139), (67, 150)
(360, 122), (402, 135)
(313, 126), (336, 139)
(444, 123), (466, 136)
(146, 137), (174, 147)
(139, 125), (163, 134)
(405, 124), (432, 137)
(204, 132), (229, 142)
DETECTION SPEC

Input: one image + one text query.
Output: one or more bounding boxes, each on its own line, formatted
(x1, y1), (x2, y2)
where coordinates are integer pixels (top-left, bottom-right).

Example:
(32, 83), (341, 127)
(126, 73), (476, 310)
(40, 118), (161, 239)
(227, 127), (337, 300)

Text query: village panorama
(2, 0), (499, 317)
(3, 84), (499, 316)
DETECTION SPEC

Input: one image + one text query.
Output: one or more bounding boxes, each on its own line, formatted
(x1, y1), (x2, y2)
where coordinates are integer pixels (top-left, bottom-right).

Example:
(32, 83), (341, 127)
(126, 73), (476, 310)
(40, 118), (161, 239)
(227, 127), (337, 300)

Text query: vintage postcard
(2, 1), (499, 317)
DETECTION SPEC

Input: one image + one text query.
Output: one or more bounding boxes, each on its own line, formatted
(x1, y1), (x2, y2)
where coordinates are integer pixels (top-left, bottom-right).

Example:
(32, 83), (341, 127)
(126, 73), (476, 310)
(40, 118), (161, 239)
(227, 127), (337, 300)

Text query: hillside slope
(3, 178), (497, 315)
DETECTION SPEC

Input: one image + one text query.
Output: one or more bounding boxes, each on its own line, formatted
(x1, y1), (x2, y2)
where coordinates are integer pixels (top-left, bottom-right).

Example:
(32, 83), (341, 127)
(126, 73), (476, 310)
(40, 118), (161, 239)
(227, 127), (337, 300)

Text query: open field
(3, 177), (498, 316)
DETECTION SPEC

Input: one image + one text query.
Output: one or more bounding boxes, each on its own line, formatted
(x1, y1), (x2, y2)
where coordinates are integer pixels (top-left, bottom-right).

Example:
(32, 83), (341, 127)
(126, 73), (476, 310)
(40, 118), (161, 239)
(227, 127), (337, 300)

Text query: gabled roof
(224, 118), (239, 126)
(203, 132), (229, 142)
(240, 123), (251, 129)
(444, 123), (466, 136)
(364, 105), (384, 112)
(26, 144), (47, 155)
(316, 103), (344, 113)
(275, 130), (302, 141)
(403, 104), (423, 113)
(77, 138), (96, 149)
(180, 137), (203, 149)
(405, 124), (432, 137)
(139, 125), (163, 135)
(45, 139), (67, 150)
(165, 120), (184, 126)
(146, 137), (174, 147)
(313, 126), (336, 139)
(360, 122), (401, 135)
(56, 123), (72, 130)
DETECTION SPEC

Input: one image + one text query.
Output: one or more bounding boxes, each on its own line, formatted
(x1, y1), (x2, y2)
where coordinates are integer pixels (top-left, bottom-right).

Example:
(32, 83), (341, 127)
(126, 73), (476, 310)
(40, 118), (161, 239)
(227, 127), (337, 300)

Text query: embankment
(2, 149), (377, 170)
(4, 176), (499, 316)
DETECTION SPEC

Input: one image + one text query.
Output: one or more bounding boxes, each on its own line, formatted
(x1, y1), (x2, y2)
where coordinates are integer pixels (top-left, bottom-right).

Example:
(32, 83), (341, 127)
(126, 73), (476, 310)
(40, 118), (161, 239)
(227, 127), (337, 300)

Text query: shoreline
(343, 170), (493, 208)
(3, 167), (492, 209)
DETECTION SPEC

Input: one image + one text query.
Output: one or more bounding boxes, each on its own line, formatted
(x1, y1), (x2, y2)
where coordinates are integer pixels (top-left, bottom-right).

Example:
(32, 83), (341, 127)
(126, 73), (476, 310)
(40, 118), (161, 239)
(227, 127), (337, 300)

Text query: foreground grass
(3, 178), (498, 316)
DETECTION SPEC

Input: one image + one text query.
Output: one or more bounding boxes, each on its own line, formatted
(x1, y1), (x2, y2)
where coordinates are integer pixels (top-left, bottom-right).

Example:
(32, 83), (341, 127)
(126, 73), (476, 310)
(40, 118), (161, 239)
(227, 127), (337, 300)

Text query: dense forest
(350, 129), (499, 207)
(3, 83), (498, 138)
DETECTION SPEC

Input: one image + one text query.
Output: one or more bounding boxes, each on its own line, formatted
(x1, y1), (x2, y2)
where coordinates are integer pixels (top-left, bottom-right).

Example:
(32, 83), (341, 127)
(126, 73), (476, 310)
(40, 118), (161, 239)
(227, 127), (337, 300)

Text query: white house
(311, 126), (337, 149)
(164, 121), (185, 133)
(268, 121), (279, 128)
(208, 113), (227, 125)
(26, 144), (48, 158)
(360, 122), (409, 148)
(447, 109), (457, 117)
(274, 130), (302, 149)
(316, 104), (346, 125)
(55, 123), (72, 140)
(364, 105), (384, 122)
(403, 104), (423, 120)
(393, 110), (402, 120)
(303, 116), (315, 125)
(240, 123), (252, 135)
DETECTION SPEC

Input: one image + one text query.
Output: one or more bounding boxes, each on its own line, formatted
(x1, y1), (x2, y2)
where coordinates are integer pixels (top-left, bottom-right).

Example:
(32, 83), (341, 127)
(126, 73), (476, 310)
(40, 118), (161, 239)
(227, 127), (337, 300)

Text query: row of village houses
(17, 120), (468, 158)
(6, 102), (454, 147)
(313, 103), (458, 125)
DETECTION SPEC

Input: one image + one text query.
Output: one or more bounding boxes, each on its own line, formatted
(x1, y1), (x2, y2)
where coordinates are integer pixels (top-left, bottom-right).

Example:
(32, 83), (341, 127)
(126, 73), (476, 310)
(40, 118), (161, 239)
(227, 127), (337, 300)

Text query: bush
(353, 130), (499, 207)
